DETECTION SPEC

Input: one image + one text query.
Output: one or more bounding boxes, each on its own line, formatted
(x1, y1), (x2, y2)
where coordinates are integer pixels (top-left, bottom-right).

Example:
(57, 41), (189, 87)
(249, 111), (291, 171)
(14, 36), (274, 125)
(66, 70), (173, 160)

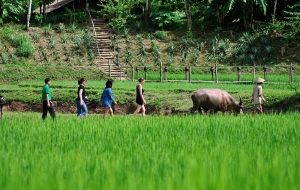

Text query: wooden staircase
(88, 18), (126, 80)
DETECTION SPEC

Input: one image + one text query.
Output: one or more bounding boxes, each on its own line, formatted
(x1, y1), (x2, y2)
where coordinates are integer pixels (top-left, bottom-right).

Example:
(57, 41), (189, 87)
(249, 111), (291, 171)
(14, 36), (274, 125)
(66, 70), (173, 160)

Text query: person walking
(133, 78), (146, 117)
(252, 77), (266, 115)
(76, 78), (88, 117)
(100, 79), (117, 117)
(42, 78), (55, 120)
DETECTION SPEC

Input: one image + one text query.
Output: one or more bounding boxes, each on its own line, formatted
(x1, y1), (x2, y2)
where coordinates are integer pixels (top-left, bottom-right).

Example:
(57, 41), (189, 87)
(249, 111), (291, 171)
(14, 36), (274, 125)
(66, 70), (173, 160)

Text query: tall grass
(0, 112), (299, 190)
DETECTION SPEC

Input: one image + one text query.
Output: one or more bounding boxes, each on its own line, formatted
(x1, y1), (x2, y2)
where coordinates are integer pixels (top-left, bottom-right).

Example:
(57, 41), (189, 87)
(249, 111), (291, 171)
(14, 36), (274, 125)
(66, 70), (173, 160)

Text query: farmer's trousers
(42, 101), (55, 120)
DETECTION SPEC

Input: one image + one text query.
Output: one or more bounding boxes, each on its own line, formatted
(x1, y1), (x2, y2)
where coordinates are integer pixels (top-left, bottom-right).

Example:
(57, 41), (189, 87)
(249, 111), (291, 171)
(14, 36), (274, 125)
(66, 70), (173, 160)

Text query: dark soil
(2, 101), (183, 116)
(2, 101), (299, 116)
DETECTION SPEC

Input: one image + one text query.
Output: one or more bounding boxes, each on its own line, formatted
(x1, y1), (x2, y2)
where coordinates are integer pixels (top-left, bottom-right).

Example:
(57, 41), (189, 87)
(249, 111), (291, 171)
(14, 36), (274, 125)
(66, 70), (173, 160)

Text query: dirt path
(2, 101), (296, 116)
(2, 101), (181, 116)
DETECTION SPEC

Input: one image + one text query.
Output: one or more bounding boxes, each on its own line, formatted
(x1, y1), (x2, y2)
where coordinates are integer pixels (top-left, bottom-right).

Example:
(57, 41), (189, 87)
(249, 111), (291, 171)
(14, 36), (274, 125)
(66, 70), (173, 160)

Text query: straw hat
(255, 77), (265, 83)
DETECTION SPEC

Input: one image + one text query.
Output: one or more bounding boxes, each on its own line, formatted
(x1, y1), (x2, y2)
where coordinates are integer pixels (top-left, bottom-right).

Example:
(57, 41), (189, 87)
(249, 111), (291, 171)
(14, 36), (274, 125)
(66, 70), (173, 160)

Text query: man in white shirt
(252, 77), (266, 115)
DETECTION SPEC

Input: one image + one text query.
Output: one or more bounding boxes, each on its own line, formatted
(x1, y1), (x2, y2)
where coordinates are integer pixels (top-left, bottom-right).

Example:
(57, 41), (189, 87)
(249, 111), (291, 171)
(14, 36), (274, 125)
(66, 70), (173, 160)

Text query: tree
(0, 0), (26, 24)
(26, 0), (32, 31)
(228, 0), (267, 29)
(145, 0), (151, 28)
(272, 0), (278, 23)
(184, 0), (192, 29)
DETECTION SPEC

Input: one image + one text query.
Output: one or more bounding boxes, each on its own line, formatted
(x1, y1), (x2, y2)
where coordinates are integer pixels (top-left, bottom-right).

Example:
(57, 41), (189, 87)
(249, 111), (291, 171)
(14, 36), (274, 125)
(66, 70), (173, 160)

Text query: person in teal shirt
(42, 78), (55, 120)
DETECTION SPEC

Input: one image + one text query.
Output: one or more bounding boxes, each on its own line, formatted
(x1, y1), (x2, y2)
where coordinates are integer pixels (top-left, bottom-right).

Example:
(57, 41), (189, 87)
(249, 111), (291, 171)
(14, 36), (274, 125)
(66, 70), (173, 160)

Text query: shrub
(134, 20), (143, 32)
(31, 33), (41, 43)
(16, 34), (34, 58)
(56, 23), (65, 33)
(155, 30), (167, 40)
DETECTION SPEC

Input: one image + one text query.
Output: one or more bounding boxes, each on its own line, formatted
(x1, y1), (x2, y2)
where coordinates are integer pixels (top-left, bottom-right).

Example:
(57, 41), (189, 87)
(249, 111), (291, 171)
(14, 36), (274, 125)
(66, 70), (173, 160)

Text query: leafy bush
(231, 33), (272, 66)
(16, 34), (34, 58)
(155, 30), (167, 40)
(34, 13), (43, 26)
(134, 20), (143, 32)
(151, 11), (185, 28)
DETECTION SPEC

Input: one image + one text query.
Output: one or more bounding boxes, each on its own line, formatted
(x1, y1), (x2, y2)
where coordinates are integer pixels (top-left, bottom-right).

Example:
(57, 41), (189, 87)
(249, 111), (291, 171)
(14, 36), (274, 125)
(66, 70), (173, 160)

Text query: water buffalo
(190, 89), (243, 115)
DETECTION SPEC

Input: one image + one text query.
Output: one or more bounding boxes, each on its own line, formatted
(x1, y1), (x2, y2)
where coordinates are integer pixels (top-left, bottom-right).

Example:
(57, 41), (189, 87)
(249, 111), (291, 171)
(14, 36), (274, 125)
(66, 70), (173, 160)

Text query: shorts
(102, 102), (112, 108)
(136, 98), (144, 105)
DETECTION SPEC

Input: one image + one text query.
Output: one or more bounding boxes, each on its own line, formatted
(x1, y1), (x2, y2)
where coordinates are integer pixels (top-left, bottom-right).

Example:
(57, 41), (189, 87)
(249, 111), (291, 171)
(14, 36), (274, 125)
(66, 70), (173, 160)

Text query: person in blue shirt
(100, 79), (117, 117)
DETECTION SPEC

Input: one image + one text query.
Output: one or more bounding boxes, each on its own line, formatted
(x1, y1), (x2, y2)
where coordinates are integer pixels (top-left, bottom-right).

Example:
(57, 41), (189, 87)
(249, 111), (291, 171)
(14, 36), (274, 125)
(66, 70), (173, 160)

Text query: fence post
(144, 66), (148, 80)
(188, 65), (191, 83)
(164, 67), (168, 81)
(290, 63), (294, 83)
(136, 67), (139, 81)
(160, 62), (162, 82)
(263, 65), (267, 81)
(210, 66), (214, 81)
(185, 66), (189, 80)
(237, 66), (241, 82)
(131, 66), (134, 81)
(252, 64), (256, 84)
(215, 63), (218, 83)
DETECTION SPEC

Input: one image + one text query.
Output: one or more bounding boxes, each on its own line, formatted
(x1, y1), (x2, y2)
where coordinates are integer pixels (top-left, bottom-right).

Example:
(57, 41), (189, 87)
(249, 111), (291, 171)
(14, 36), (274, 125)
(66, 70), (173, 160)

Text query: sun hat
(255, 77), (265, 83)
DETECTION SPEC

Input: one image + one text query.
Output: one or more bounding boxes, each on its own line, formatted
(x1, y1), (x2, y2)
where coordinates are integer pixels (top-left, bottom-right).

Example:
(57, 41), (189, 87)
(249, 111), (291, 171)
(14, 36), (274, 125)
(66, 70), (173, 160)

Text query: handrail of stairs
(86, 6), (111, 77)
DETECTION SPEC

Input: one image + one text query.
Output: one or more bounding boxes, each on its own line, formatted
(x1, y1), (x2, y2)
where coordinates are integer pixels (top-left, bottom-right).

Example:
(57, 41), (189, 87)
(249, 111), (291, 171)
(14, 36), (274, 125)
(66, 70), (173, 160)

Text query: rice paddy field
(0, 112), (299, 190)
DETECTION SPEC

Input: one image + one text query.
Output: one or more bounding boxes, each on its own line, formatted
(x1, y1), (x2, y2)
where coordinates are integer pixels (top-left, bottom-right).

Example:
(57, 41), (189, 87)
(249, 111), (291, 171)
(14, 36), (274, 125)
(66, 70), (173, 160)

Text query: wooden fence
(119, 63), (299, 84)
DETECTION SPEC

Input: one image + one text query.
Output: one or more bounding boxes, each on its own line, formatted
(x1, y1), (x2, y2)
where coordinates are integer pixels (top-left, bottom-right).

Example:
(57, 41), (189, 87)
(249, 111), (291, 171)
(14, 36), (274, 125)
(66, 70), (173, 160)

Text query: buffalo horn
(239, 95), (242, 105)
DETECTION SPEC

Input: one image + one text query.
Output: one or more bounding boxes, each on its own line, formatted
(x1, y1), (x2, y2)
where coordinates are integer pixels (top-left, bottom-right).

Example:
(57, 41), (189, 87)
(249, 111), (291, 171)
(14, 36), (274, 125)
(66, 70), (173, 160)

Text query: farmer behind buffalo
(252, 77), (266, 115)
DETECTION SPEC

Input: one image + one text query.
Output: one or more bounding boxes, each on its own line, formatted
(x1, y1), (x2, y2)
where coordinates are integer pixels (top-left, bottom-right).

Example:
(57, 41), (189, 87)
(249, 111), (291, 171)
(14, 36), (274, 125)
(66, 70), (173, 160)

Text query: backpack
(0, 94), (5, 104)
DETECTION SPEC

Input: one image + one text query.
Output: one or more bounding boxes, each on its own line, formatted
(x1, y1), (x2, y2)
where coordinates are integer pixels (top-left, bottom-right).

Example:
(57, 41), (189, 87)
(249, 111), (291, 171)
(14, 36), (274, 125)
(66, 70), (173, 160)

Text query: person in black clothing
(75, 78), (88, 117)
(133, 78), (146, 117)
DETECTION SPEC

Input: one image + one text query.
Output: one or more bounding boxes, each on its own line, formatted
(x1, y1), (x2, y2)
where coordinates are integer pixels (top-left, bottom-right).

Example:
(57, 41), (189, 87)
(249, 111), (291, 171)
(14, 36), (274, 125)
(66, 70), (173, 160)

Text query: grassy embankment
(1, 80), (300, 113)
(0, 24), (300, 112)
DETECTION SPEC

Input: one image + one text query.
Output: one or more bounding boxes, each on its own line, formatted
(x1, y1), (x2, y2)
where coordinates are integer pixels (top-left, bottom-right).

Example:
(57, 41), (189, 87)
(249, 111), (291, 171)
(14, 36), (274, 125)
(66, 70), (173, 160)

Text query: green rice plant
(155, 30), (168, 40)
(138, 47), (146, 57)
(196, 41), (206, 51)
(123, 27), (130, 38)
(78, 58), (84, 66)
(31, 33), (41, 44)
(167, 41), (176, 56)
(88, 50), (95, 61)
(0, 112), (299, 190)
(0, 53), (9, 63)
(44, 24), (52, 37)
(73, 35), (82, 49)
(135, 35), (143, 46)
(84, 33), (93, 48)
(60, 34), (68, 43)
(190, 48), (200, 66)
(134, 20), (143, 32)
(56, 23), (65, 33)
(166, 55), (174, 66)
(150, 40), (159, 52)
(7, 33), (18, 47)
(71, 23), (77, 33)
(48, 38), (56, 49)
(41, 48), (48, 62)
